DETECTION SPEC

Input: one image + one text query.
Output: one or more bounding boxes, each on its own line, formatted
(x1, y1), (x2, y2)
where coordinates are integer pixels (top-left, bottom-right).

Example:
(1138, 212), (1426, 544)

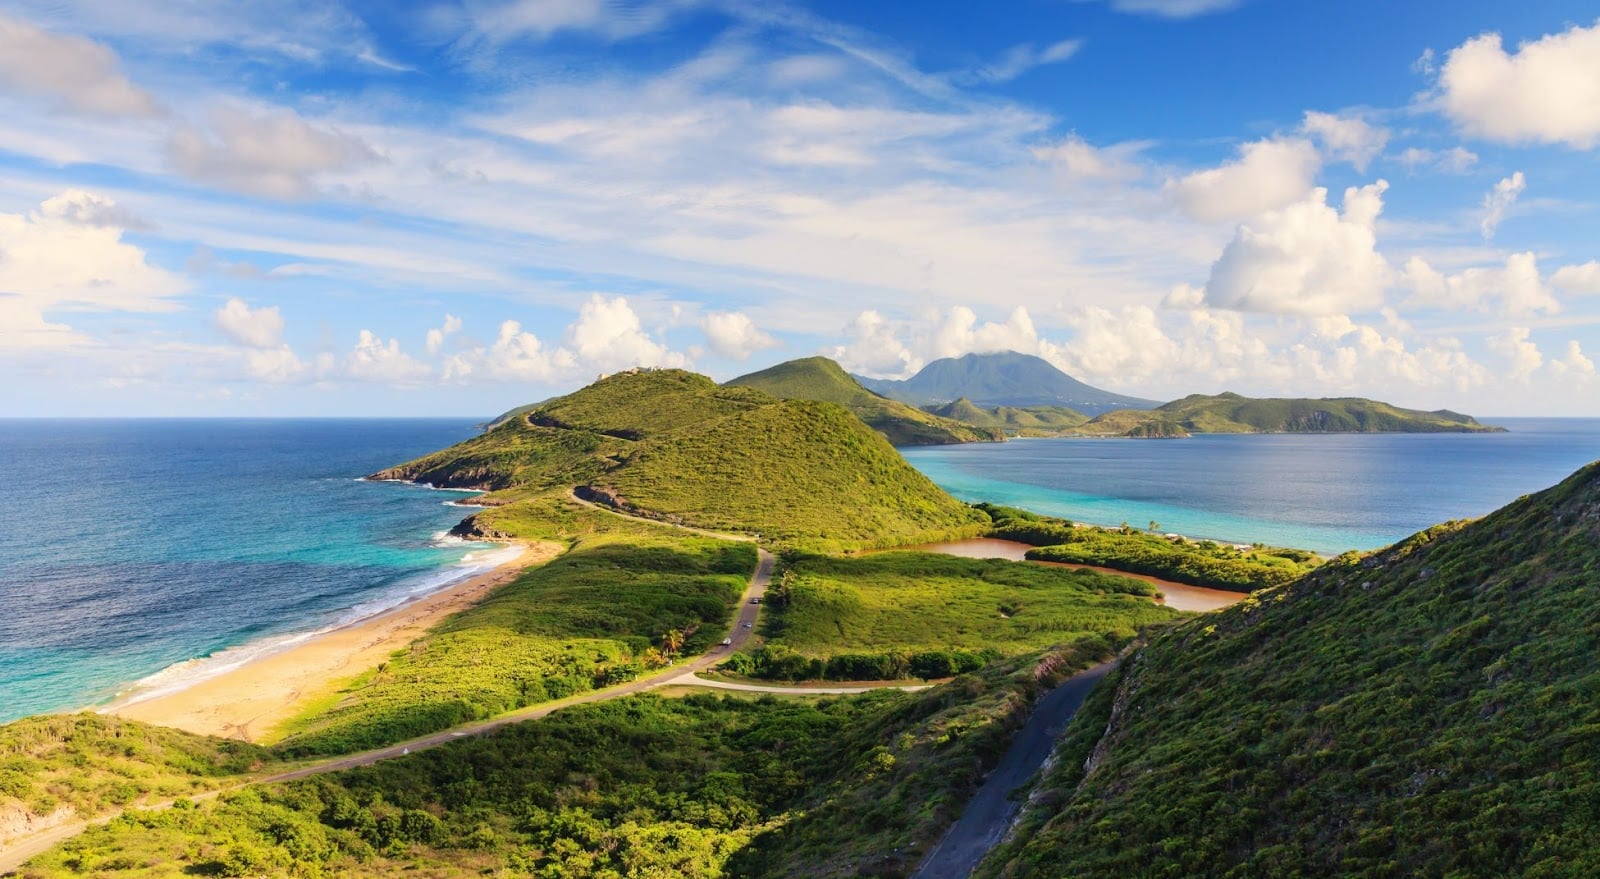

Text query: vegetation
(979, 461), (1600, 879)
(729, 551), (1178, 680)
(21, 647), (1114, 879)
(726, 357), (1003, 446)
(374, 369), (986, 549)
(271, 531), (755, 756)
(922, 397), (1090, 436)
(982, 503), (1321, 592)
(856, 351), (1158, 415)
(0, 714), (266, 845)
(1081, 391), (1503, 436)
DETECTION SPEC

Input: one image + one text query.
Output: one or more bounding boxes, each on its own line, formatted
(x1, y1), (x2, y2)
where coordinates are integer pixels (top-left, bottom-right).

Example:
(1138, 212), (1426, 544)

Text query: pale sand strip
(107, 542), (562, 742)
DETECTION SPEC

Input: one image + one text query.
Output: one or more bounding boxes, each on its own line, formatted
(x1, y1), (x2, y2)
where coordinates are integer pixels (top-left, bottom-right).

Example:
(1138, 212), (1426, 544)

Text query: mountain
(855, 352), (1159, 415)
(725, 357), (1003, 445)
(979, 460), (1600, 878)
(1080, 392), (1503, 436)
(372, 368), (985, 547)
(923, 398), (1090, 436)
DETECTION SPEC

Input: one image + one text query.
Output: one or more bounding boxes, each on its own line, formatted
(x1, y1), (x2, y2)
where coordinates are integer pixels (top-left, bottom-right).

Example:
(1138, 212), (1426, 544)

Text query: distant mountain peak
(854, 350), (1159, 416)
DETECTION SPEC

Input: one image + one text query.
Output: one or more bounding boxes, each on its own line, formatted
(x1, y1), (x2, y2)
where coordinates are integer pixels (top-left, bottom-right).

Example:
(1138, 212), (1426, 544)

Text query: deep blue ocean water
(0, 419), (495, 725)
(902, 418), (1600, 556)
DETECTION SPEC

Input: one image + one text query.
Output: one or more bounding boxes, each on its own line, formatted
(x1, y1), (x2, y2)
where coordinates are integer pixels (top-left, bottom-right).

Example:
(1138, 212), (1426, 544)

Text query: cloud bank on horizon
(1, 0), (1598, 416)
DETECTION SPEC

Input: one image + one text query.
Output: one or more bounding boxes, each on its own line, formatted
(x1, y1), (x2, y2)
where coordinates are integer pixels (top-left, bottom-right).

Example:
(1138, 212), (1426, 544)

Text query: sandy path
(106, 542), (561, 742)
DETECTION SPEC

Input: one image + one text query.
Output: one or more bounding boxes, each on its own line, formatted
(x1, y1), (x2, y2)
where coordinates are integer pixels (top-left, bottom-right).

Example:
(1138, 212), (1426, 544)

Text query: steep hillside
(980, 461), (1600, 878)
(726, 357), (1001, 445)
(924, 397), (1090, 436)
(1082, 392), (1502, 436)
(373, 368), (984, 547)
(857, 352), (1158, 415)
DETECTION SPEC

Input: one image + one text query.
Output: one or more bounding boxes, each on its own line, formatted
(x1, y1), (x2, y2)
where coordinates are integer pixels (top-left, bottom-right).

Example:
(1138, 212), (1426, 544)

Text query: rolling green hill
(856, 351), (1159, 415)
(979, 460), (1600, 878)
(372, 368), (985, 548)
(1081, 391), (1502, 436)
(923, 397), (1089, 436)
(726, 357), (1002, 446)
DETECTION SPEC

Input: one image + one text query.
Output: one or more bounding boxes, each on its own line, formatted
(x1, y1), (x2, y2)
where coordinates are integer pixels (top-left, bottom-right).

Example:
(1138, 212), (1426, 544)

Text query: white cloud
(828, 310), (921, 378)
(969, 38), (1083, 83)
(168, 107), (376, 198)
(472, 319), (573, 382)
(243, 345), (311, 383)
(36, 189), (152, 230)
(701, 311), (779, 360)
(462, 0), (687, 43)
(1103, 0), (1242, 18)
(1168, 137), (1322, 222)
(346, 330), (430, 384)
(426, 313), (463, 356)
(215, 298), (284, 348)
(1031, 135), (1144, 183)
(1487, 326), (1543, 381)
(0, 13), (159, 116)
(1551, 261), (1600, 296)
(1479, 171), (1525, 240)
(1436, 21), (1600, 148)
(1403, 252), (1559, 318)
(1397, 146), (1478, 174)
(566, 294), (689, 373)
(1301, 111), (1388, 171)
(1203, 181), (1391, 316)
(1549, 341), (1596, 381)
(927, 306), (1049, 360)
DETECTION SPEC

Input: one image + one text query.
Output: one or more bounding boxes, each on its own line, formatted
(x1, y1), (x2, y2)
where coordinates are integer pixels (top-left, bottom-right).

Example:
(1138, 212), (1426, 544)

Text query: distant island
(1078, 391), (1504, 437)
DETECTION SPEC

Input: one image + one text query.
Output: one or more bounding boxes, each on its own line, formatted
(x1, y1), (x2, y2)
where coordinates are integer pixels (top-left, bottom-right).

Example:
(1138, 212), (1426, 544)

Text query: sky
(2, 0), (1600, 416)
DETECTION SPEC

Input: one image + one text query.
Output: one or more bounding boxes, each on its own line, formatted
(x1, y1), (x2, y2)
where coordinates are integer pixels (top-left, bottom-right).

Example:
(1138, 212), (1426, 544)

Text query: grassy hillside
(21, 646), (1114, 879)
(1082, 391), (1502, 436)
(924, 398), (1089, 436)
(0, 715), (267, 847)
(727, 357), (1002, 446)
(375, 368), (985, 548)
(732, 551), (1178, 681)
(979, 461), (1600, 878)
(858, 351), (1158, 414)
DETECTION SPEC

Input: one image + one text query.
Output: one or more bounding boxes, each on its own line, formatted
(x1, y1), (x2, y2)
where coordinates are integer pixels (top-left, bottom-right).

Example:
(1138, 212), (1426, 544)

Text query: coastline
(104, 540), (560, 742)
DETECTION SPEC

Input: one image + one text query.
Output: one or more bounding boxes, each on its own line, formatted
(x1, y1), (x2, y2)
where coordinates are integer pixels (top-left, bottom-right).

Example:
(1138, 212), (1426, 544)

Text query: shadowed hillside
(857, 352), (1158, 415)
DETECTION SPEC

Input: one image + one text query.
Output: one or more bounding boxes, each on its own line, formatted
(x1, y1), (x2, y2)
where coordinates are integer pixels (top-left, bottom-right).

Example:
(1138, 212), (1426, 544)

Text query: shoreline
(104, 540), (560, 742)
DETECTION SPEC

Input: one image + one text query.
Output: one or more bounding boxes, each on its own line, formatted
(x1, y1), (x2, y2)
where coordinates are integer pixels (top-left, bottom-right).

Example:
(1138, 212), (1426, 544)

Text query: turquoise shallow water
(0, 419), (495, 725)
(901, 418), (1600, 555)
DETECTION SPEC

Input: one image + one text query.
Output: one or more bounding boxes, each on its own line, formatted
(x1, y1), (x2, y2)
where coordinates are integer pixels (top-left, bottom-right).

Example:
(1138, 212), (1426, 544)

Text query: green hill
(856, 351), (1159, 415)
(923, 397), (1089, 436)
(980, 460), (1600, 878)
(1081, 391), (1502, 436)
(726, 357), (1002, 446)
(373, 368), (985, 548)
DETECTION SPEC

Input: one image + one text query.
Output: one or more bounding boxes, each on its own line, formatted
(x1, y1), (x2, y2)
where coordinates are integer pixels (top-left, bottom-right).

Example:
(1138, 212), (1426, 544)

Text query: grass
(923, 398), (1089, 436)
(726, 356), (1003, 446)
(269, 531), (755, 756)
(0, 714), (267, 840)
(19, 646), (1115, 879)
(982, 503), (1322, 592)
(737, 551), (1177, 682)
(1081, 391), (1502, 436)
(977, 461), (1600, 879)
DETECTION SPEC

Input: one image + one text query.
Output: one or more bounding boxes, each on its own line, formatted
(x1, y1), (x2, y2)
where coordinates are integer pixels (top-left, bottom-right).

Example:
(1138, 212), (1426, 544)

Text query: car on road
(720, 637), (732, 646)
(742, 622), (752, 628)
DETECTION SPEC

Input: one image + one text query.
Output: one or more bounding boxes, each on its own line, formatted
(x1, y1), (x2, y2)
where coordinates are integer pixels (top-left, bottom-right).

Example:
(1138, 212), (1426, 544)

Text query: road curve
(912, 660), (1119, 879)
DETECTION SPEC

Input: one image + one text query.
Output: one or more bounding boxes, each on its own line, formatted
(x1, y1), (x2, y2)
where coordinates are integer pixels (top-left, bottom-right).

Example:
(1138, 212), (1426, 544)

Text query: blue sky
(2, 0), (1599, 416)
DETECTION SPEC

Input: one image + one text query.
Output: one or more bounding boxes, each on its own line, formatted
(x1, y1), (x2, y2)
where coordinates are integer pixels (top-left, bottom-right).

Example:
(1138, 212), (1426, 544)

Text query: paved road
(912, 660), (1119, 879)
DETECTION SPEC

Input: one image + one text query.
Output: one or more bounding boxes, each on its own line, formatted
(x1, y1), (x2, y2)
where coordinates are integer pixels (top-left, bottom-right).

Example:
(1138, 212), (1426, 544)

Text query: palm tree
(661, 628), (685, 657)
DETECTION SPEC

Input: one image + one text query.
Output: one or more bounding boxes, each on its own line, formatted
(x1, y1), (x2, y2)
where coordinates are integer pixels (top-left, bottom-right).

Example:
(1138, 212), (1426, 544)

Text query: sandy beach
(107, 541), (562, 742)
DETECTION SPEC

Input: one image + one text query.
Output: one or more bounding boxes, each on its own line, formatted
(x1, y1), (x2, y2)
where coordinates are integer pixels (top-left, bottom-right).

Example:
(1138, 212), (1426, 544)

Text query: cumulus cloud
(701, 311), (779, 360)
(566, 294), (689, 373)
(0, 13), (160, 116)
(968, 38), (1083, 83)
(1479, 171), (1525, 239)
(1436, 21), (1600, 148)
(828, 310), (921, 378)
(1551, 261), (1600, 296)
(1168, 137), (1322, 222)
(1031, 135), (1144, 183)
(426, 313), (463, 356)
(1549, 341), (1597, 381)
(243, 345), (314, 383)
(1403, 252), (1559, 317)
(168, 107), (376, 198)
(1397, 146), (1478, 174)
(1203, 181), (1391, 316)
(346, 330), (430, 384)
(1301, 111), (1389, 171)
(215, 298), (284, 348)
(1487, 327), (1543, 381)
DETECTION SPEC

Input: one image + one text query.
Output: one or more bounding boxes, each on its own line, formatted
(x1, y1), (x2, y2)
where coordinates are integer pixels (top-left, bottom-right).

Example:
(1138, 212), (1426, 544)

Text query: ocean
(0, 418), (497, 725)
(901, 418), (1600, 556)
